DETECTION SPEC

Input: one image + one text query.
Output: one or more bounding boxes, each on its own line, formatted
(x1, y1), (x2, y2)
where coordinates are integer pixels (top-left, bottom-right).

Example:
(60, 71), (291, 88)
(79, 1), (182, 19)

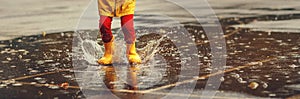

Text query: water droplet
(0, 84), (7, 88)
(220, 77), (224, 82)
(267, 78), (273, 80)
(237, 78), (243, 82)
(269, 94), (276, 97)
(63, 75), (72, 78)
(30, 82), (37, 85)
(276, 40), (282, 43)
(238, 43), (246, 45)
(264, 75), (271, 78)
(6, 79), (16, 84)
(267, 32), (272, 35)
(34, 77), (43, 81)
(38, 79), (47, 84)
(289, 64), (298, 68)
(49, 85), (60, 89)
(201, 34), (205, 39)
(262, 83), (268, 88)
(18, 55), (22, 59)
(234, 37), (238, 40)
(278, 56), (288, 59)
(12, 83), (23, 87)
(198, 77), (205, 80)
(216, 46), (223, 49)
(38, 90), (43, 96)
(17, 39), (22, 42)
(11, 52), (16, 55)
(239, 80), (247, 84)
(260, 48), (268, 51)
(30, 70), (39, 73)
(248, 62), (258, 65)
(18, 49), (26, 52)
(6, 57), (12, 61)
(226, 40), (232, 44)
(61, 33), (65, 37)
(292, 47), (299, 50)
(232, 74), (240, 78)
(183, 49), (190, 52)
(44, 60), (54, 63)
(203, 57), (208, 60)
(285, 76), (290, 78)
(23, 59), (31, 62)
(204, 40), (209, 43)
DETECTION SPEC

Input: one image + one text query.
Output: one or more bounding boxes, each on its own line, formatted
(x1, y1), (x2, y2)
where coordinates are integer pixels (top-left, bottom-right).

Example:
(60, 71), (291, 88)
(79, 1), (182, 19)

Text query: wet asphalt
(0, 16), (299, 99)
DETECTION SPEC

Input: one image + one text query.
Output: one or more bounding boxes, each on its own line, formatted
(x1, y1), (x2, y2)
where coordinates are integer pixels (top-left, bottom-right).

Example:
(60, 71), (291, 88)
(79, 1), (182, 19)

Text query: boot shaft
(103, 37), (114, 55)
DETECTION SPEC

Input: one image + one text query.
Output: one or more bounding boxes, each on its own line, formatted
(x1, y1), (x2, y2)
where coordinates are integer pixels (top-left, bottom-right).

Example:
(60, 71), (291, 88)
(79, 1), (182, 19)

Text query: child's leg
(121, 14), (135, 44)
(121, 14), (141, 64)
(98, 15), (114, 65)
(99, 15), (113, 43)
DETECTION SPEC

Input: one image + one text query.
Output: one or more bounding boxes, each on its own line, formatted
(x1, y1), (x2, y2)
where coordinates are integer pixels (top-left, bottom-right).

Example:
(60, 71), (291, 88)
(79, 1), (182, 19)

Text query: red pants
(99, 14), (136, 44)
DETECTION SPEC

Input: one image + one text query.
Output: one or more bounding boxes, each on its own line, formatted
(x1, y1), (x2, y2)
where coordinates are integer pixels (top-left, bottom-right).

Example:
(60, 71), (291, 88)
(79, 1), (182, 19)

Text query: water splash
(139, 34), (166, 63)
(81, 39), (103, 65)
(111, 34), (168, 89)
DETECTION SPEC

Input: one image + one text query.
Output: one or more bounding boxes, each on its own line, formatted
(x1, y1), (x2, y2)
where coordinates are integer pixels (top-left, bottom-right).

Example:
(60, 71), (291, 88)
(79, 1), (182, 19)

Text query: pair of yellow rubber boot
(97, 37), (142, 65)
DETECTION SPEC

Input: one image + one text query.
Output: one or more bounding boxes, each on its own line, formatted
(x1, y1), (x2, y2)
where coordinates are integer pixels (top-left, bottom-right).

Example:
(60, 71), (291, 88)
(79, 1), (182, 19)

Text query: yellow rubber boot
(126, 42), (142, 64)
(98, 37), (114, 65)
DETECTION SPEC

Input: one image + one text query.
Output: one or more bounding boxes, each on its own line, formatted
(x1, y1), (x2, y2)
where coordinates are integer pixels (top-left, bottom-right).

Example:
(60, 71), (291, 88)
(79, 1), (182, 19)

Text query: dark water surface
(0, 16), (300, 99)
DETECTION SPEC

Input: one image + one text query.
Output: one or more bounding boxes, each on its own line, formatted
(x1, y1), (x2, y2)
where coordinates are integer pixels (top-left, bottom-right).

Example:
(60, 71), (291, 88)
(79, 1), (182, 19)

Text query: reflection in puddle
(101, 65), (140, 99)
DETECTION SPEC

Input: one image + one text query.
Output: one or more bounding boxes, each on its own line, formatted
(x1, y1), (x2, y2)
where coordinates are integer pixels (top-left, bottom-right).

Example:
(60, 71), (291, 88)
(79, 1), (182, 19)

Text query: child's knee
(99, 16), (113, 43)
(102, 35), (113, 43)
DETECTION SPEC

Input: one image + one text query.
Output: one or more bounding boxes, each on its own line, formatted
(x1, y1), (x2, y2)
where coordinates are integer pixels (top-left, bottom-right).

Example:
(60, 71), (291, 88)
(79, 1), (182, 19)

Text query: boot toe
(128, 56), (142, 64)
(98, 58), (112, 65)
